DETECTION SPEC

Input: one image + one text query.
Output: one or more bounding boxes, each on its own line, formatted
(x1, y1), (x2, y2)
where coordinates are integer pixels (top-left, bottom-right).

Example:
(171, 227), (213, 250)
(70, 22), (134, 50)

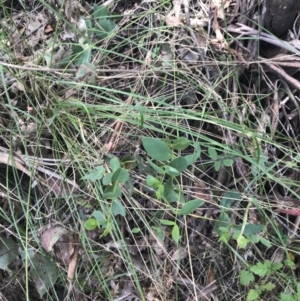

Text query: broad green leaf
(156, 184), (164, 199)
(233, 224), (263, 236)
(248, 234), (259, 244)
(112, 168), (129, 183)
(214, 212), (231, 236)
(84, 218), (98, 230)
(142, 137), (172, 161)
(236, 235), (249, 249)
(103, 184), (121, 199)
(98, 19), (116, 32)
(272, 262), (283, 271)
(214, 160), (221, 172)
(164, 165), (180, 176)
(208, 147), (218, 160)
(124, 177), (134, 197)
(240, 270), (254, 286)
(0, 237), (18, 270)
(82, 166), (105, 181)
(250, 261), (271, 277)
(218, 231), (230, 243)
(172, 137), (191, 151)
(260, 282), (275, 291)
(153, 227), (165, 241)
(71, 45), (91, 66)
(223, 158), (234, 167)
(247, 289), (259, 301)
(30, 253), (59, 298)
(147, 175), (161, 188)
(92, 4), (109, 19)
(94, 19), (117, 39)
(259, 236), (271, 248)
(220, 190), (241, 208)
(295, 154), (300, 163)
(179, 199), (205, 215)
(284, 259), (296, 270)
(172, 224), (180, 244)
(169, 157), (189, 172)
(112, 199), (126, 216)
(184, 142), (201, 165)
(92, 211), (106, 226)
(280, 293), (294, 301)
(147, 159), (164, 174)
(163, 182), (178, 203)
(110, 157), (120, 171)
(102, 173), (112, 185)
(131, 228), (141, 233)
(160, 219), (175, 226)
(76, 62), (95, 79)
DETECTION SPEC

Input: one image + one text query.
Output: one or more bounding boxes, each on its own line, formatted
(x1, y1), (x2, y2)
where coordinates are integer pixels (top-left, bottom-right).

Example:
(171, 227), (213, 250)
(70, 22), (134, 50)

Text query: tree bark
(263, 0), (300, 38)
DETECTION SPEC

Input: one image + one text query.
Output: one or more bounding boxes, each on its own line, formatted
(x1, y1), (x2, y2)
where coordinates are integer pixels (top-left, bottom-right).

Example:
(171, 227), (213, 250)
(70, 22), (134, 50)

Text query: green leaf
(179, 199), (205, 215)
(71, 45), (92, 66)
(208, 147), (218, 160)
(163, 182), (180, 203)
(84, 218), (98, 230)
(214, 212), (231, 236)
(153, 227), (165, 241)
(260, 282), (275, 291)
(248, 234), (260, 244)
(223, 158), (234, 167)
(295, 154), (300, 163)
(110, 157), (120, 171)
(172, 224), (180, 244)
(124, 177), (134, 197)
(147, 159), (164, 174)
(95, 19), (116, 39)
(272, 262), (283, 271)
(131, 228), (141, 233)
(0, 237), (18, 270)
(92, 4), (109, 19)
(76, 62), (95, 79)
(92, 211), (107, 226)
(259, 236), (271, 248)
(82, 166), (105, 181)
(112, 199), (126, 217)
(250, 261), (271, 277)
(103, 184), (121, 199)
(240, 270), (254, 286)
(29, 253), (59, 298)
(236, 235), (249, 249)
(233, 224), (264, 236)
(214, 160), (221, 172)
(280, 293), (294, 301)
(111, 168), (129, 183)
(218, 231), (230, 243)
(220, 190), (241, 208)
(284, 259), (296, 270)
(247, 289), (259, 301)
(156, 184), (164, 199)
(142, 137), (172, 161)
(172, 137), (191, 151)
(102, 173), (112, 185)
(184, 142), (201, 165)
(164, 165), (180, 176)
(160, 219), (175, 226)
(169, 157), (189, 172)
(146, 175), (161, 188)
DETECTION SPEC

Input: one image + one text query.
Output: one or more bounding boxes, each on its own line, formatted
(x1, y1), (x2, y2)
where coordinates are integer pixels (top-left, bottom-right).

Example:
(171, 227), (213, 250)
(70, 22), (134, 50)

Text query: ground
(0, 0), (300, 301)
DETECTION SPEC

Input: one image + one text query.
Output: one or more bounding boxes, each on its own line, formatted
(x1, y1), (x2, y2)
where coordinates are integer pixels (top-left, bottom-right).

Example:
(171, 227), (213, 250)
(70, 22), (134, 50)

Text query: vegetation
(1, 0), (300, 300)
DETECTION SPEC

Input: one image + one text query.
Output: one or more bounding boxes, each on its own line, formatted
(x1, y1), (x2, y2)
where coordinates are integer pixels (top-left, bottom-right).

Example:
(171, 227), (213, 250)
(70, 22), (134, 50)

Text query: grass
(1, 0), (300, 300)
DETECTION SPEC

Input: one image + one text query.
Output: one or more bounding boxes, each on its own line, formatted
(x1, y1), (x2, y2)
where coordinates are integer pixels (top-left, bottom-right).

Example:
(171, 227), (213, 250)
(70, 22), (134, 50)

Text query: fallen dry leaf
(40, 225), (70, 253)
